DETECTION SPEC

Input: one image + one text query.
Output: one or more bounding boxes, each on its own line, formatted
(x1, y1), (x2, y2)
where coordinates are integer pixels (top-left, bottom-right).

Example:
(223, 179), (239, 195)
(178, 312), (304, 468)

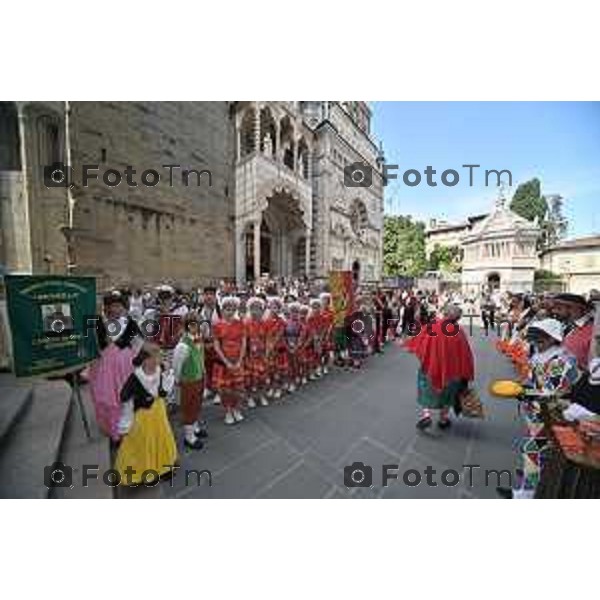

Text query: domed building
(461, 188), (541, 295)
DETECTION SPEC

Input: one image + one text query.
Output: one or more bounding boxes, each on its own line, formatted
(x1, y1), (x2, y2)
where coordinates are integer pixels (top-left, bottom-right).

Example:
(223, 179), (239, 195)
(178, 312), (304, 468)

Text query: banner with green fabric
(4, 275), (99, 378)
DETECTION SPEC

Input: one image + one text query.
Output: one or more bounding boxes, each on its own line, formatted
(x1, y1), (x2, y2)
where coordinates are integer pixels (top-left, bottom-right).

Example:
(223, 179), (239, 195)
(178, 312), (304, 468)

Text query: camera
(44, 461), (73, 489)
(344, 162), (372, 188)
(344, 461), (373, 488)
(43, 162), (74, 188)
(44, 310), (74, 338)
(344, 310), (374, 342)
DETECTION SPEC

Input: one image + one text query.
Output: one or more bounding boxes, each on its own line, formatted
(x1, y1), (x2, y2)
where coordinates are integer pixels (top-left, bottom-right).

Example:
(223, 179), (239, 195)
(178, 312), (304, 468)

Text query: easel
(64, 369), (92, 440)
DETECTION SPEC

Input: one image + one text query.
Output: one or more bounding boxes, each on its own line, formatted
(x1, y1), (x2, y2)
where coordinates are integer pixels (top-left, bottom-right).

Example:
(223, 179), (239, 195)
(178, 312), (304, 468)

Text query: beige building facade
(540, 235), (600, 295)
(424, 216), (486, 258)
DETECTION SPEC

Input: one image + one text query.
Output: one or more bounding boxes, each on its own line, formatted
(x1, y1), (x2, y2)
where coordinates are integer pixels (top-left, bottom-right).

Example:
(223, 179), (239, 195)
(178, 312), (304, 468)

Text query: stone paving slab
(130, 329), (521, 499)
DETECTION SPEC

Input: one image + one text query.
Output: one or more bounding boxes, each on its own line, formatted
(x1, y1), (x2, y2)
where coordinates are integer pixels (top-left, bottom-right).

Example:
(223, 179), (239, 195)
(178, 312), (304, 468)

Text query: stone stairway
(0, 374), (112, 499)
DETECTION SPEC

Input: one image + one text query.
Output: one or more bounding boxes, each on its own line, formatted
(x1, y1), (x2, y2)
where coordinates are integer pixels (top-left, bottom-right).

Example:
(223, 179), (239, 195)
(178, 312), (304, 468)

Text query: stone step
(51, 385), (114, 499)
(0, 376), (34, 448)
(0, 379), (72, 499)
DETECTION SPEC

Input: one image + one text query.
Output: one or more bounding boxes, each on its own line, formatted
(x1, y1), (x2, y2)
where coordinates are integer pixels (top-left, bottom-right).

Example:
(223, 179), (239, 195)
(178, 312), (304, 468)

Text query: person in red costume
(245, 297), (269, 408)
(213, 296), (247, 425)
(265, 297), (287, 399)
(404, 303), (475, 430)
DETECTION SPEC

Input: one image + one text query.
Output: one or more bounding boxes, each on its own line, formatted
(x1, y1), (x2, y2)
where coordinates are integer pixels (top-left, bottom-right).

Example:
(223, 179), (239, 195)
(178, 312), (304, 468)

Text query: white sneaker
(288, 383), (296, 393)
(266, 388), (274, 398)
(302, 377), (308, 385)
(309, 374), (317, 381)
(224, 411), (235, 425)
(259, 395), (269, 407)
(213, 393), (222, 405)
(233, 409), (244, 422)
(323, 366), (329, 375)
(203, 388), (211, 400)
(247, 397), (257, 409)
(274, 389), (282, 400)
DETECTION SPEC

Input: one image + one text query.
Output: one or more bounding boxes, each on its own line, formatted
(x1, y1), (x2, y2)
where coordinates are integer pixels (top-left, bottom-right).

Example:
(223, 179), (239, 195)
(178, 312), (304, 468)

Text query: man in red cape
(404, 304), (475, 430)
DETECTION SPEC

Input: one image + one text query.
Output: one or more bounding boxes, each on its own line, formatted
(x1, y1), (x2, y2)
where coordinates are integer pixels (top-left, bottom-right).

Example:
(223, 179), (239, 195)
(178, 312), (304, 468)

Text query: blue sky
(371, 102), (600, 237)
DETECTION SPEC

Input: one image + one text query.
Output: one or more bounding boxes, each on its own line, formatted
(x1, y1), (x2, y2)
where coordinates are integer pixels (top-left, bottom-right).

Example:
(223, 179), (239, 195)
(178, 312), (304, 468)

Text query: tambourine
(489, 379), (524, 399)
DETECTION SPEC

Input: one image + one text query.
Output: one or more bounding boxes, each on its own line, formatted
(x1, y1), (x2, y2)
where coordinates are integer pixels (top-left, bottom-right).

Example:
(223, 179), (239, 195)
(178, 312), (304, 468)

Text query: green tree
(511, 178), (569, 250)
(510, 177), (548, 224)
(383, 215), (427, 277)
(428, 244), (462, 273)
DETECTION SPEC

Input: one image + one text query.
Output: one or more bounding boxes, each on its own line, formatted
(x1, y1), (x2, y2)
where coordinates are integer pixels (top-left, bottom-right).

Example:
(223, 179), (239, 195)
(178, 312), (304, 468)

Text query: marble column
(253, 105), (260, 153)
(305, 233), (311, 277)
(253, 218), (261, 281)
(235, 220), (246, 286)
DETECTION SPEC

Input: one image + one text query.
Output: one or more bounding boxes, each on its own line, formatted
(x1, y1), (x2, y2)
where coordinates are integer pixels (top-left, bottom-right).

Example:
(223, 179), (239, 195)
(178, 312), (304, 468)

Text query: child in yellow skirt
(114, 342), (178, 486)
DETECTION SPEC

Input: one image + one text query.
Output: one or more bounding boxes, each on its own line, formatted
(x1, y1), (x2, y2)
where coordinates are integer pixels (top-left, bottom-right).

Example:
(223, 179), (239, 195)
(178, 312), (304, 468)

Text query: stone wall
(67, 101), (236, 290)
(5, 102), (236, 290)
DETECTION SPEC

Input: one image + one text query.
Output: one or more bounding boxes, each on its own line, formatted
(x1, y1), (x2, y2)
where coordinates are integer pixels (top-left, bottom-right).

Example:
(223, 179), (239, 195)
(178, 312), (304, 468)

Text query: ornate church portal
(243, 189), (309, 280)
(233, 101), (384, 285)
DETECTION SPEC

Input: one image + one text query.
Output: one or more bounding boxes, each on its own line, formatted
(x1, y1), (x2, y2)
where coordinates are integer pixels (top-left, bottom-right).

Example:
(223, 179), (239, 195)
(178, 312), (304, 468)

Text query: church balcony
(235, 151), (313, 226)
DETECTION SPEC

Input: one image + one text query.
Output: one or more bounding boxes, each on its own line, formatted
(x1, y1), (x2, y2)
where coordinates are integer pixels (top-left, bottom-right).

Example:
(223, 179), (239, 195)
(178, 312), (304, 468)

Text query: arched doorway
(487, 272), (501, 290)
(262, 189), (306, 278)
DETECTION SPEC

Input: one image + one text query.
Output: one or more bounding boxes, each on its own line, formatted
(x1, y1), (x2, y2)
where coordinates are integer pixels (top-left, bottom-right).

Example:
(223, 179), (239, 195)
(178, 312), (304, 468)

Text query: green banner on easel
(4, 275), (99, 378)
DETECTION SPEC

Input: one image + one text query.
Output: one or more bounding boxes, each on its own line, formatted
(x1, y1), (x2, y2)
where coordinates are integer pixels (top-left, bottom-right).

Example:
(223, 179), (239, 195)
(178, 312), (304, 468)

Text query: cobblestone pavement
(122, 329), (520, 499)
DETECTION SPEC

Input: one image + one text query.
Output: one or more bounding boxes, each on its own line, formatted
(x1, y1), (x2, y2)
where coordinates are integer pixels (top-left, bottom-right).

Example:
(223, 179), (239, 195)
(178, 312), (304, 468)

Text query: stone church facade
(461, 191), (541, 294)
(425, 188), (542, 294)
(233, 101), (384, 285)
(1, 101), (384, 289)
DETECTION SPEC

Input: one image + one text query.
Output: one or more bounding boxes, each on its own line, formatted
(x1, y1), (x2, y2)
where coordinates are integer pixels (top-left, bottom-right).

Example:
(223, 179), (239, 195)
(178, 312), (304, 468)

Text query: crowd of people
(490, 290), (599, 498)
(83, 277), (599, 496)
(86, 280), (404, 486)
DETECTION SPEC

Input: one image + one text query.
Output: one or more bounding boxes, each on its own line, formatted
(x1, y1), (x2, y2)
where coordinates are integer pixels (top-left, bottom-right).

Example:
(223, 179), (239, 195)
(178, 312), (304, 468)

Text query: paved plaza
(116, 328), (520, 499)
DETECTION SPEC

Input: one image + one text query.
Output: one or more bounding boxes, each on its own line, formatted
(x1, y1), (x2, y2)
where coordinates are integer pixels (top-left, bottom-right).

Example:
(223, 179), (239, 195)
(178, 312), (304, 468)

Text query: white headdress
(221, 295), (240, 308)
(288, 301), (301, 312)
(248, 296), (266, 310)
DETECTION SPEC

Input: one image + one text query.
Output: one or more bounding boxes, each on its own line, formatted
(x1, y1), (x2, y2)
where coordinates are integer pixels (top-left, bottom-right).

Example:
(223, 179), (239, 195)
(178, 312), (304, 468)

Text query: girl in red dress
(284, 302), (304, 392)
(265, 297), (288, 400)
(245, 297), (269, 408)
(212, 296), (247, 425)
